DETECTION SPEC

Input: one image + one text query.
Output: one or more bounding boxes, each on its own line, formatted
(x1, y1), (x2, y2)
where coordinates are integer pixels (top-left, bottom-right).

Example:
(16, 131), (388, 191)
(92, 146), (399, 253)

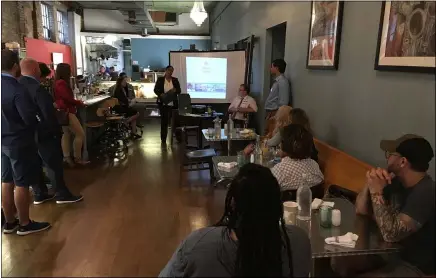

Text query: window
(41, 3), (52, 40)
(57, 11), (69, 44)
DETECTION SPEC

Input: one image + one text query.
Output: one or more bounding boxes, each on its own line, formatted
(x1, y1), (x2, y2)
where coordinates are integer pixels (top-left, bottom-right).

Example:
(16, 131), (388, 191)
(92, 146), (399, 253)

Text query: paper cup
(283, 201), (298, 225)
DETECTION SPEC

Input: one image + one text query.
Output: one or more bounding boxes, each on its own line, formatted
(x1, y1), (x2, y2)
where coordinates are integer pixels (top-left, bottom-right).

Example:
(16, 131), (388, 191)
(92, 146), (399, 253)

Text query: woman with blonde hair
(269, 105), (292, 138)
(266, 108), (318, 161)
(54, 63), (89, 166)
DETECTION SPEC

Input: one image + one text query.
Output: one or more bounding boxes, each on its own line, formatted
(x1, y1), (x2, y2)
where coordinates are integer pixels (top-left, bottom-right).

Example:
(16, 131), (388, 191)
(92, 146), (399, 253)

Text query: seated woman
(266, 105), (292, 139)
(267, 108), (318, 161)
(113, 76), (141, 139)
(271, 124), (324, 191)
(159, 163), (312, 277)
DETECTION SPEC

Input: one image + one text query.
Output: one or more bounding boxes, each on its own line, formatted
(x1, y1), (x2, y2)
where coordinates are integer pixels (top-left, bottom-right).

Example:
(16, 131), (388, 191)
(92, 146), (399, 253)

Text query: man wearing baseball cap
(336, 134), (435, 276)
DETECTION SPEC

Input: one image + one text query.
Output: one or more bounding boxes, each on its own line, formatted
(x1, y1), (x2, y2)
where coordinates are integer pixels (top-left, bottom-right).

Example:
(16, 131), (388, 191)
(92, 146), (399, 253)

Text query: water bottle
(254, 135), (263, 164)
(227, 117), (234, 133)
(213, 117), (221, 137)
(296, 175), (312, 221)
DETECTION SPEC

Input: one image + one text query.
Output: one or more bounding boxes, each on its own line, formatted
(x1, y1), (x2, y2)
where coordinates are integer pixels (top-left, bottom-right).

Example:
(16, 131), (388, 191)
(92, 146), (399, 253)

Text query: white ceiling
(79, 1), (214, 35)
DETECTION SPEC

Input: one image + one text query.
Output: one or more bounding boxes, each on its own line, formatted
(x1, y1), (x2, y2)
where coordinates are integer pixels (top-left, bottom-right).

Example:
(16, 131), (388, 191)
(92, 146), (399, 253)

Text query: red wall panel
(24, 38), (75, 75)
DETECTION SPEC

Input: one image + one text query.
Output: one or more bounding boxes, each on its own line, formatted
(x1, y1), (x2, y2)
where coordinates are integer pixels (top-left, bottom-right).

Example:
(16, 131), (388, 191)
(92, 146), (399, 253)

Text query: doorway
(267, 22), (287, 88)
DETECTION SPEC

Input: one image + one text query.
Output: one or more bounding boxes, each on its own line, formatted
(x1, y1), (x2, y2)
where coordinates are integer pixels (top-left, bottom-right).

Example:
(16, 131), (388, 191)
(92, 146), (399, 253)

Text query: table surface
(212, 156), (277, 179)
(202, 129), (257, 142)
(180, 112), (224, 118)
(82, 95), (111, 106)
(305, 198), (401, 258)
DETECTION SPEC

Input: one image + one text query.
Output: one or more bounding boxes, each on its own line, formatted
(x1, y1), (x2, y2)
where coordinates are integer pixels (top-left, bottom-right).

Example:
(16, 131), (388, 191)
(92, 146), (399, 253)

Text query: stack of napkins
(325, 232), (359, 248)
(217, 162), (238, 171)
(311, 198), (335, 210)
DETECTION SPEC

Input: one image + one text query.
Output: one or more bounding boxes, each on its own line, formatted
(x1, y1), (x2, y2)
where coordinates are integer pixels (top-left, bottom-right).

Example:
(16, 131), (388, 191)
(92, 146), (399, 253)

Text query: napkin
(311, 198), (335, 209)
(325, 232), (359, 248)
(217, 162), (238, 170)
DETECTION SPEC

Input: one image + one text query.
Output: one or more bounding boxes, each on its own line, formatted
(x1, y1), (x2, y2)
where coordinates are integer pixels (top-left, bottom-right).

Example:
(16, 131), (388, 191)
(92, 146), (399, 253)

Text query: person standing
(1, 50), (51, 235)
(154, 66), (181, 144)
(228, 84), (258, 127)
(264, 59), (292, 136)
(54, 63), (89, 166)
(19, 59), (83, 204)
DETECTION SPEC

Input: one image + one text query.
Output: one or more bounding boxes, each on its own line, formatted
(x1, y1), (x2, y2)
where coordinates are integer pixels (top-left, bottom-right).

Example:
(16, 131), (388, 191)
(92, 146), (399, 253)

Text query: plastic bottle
(296, 174), (312, 221)
(227, 117), (234, 133)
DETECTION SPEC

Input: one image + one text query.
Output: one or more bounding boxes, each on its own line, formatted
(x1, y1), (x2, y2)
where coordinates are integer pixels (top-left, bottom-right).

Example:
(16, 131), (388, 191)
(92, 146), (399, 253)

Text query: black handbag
(55, 109), (69, 126)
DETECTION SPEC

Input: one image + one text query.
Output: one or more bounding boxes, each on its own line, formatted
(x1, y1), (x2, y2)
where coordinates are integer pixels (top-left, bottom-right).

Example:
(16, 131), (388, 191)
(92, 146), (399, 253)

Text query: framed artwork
(375, 1), (435, 73)
(306, 1), (344, 70)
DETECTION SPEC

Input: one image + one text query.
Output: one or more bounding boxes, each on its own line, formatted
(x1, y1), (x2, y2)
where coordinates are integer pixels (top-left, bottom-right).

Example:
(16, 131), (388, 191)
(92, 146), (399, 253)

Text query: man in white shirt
(228, 84), (258, 127)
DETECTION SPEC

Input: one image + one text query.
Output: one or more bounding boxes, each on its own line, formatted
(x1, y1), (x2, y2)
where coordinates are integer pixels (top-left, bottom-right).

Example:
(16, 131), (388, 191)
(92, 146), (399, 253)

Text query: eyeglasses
(385, 151), (402, 159)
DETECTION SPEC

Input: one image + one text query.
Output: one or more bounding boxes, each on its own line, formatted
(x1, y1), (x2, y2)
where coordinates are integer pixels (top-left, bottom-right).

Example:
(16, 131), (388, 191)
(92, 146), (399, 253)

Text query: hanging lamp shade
(190, 1), (208, 27)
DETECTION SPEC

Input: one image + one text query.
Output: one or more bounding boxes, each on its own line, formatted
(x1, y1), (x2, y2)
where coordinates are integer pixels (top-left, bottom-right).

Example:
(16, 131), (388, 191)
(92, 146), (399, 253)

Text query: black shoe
(33, 194), (55, 205)
(3, 218), (19, 234)
(17, 220), (51, 236)
(56, 194), (83, 204)
(131, 133), (142, 140)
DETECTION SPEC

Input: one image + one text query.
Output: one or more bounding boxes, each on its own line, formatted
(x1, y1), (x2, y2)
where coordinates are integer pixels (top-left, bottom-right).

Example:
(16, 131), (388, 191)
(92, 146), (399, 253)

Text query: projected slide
(186, 57), (227, 99)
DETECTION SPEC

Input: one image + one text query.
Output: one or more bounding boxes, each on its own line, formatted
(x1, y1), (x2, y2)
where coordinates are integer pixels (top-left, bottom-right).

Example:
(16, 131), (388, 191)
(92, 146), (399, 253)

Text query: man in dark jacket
(1, 50), (51, 235)
(19, 59), (83, 204)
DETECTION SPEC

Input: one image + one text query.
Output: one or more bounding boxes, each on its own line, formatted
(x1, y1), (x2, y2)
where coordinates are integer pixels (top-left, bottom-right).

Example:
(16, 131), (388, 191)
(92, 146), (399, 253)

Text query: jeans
(1, 144), (40, 187)
(33, 135), (71, 198)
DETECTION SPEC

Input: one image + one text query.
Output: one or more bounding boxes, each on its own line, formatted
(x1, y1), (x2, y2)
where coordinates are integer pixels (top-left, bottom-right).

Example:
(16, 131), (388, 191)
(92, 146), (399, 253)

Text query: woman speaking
(154, 66), (181, 144)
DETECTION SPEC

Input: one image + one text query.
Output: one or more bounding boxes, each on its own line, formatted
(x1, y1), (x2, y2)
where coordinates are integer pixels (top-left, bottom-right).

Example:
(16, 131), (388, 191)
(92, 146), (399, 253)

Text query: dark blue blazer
(1, 75), (38, 147)
(18, 76), (62, 141)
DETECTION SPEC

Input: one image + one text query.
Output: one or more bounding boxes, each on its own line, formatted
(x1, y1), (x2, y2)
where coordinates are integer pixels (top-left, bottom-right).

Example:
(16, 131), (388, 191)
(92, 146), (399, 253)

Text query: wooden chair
(179, 128), (216, 186)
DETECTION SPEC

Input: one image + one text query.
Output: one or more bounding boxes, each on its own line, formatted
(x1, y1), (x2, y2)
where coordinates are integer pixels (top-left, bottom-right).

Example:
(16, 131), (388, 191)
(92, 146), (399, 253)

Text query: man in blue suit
(19, 58), (83, 205)
(1, 50), (51, 235)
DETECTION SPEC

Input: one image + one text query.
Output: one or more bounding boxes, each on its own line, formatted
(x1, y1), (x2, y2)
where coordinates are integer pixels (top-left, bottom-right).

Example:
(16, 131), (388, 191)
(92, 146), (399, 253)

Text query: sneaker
(3, 219), (19, 234)
(33, 194), (55, 205)
(16, 220), (51, 236)
(56, 195), (84, 204)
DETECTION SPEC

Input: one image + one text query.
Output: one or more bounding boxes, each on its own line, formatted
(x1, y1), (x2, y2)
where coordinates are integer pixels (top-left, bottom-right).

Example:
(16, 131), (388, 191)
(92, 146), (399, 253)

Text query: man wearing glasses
(333, 134), (435, 277)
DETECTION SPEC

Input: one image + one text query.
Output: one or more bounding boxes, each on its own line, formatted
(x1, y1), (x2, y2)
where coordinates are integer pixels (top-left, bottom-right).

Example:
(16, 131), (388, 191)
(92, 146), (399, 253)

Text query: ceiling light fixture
(190, 1), (208, 27)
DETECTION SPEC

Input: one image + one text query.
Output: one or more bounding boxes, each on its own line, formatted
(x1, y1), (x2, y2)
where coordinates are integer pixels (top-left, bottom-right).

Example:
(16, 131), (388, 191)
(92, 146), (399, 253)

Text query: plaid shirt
(271, 157), (324, 191)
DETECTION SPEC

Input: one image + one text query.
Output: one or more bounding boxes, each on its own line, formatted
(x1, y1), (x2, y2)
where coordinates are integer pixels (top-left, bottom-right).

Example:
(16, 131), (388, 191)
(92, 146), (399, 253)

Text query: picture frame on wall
(306, 1), (344, 70)
(374, 1), (435, 74)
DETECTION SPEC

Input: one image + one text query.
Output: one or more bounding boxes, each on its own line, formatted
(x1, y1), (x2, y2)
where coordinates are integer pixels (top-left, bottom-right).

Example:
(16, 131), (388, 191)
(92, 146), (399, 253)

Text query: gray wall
(211, 1), (435, 176)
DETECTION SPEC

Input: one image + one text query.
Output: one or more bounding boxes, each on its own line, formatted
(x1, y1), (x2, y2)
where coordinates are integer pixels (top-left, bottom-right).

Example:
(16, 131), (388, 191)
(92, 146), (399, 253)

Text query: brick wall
(1, 0), (69, 46)
(1, 1), (22, 45)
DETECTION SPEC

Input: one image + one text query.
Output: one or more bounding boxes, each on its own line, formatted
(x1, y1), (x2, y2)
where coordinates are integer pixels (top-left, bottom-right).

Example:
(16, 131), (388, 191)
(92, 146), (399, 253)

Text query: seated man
(333, 134), (435, 277)
(228, 84), (257, 127)
(270, 124), (323, 191)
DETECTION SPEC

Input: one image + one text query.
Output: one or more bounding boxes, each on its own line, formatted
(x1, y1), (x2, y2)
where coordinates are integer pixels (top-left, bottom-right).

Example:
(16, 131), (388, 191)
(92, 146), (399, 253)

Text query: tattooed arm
(369, 192), (421, 243)
(355, 185), (371, 215)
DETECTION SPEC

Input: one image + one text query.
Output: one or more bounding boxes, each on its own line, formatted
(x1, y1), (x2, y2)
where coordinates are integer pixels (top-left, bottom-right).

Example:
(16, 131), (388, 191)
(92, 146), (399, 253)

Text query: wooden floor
(2, 122), (227, 277)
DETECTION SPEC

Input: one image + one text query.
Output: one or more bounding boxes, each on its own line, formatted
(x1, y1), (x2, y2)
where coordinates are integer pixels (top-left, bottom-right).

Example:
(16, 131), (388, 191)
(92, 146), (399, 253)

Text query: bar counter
(77, 94), (111, 160)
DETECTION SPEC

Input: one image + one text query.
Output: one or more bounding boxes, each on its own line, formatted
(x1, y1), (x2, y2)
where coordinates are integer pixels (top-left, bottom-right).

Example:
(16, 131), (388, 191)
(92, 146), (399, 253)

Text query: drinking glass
(208, 127), (214, 137)
(237, 151), (246, 167)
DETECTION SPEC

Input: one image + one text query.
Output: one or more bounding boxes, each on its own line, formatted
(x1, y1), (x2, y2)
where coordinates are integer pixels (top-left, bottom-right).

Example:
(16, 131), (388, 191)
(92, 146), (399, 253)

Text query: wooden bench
(314, 138), (373, 193)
